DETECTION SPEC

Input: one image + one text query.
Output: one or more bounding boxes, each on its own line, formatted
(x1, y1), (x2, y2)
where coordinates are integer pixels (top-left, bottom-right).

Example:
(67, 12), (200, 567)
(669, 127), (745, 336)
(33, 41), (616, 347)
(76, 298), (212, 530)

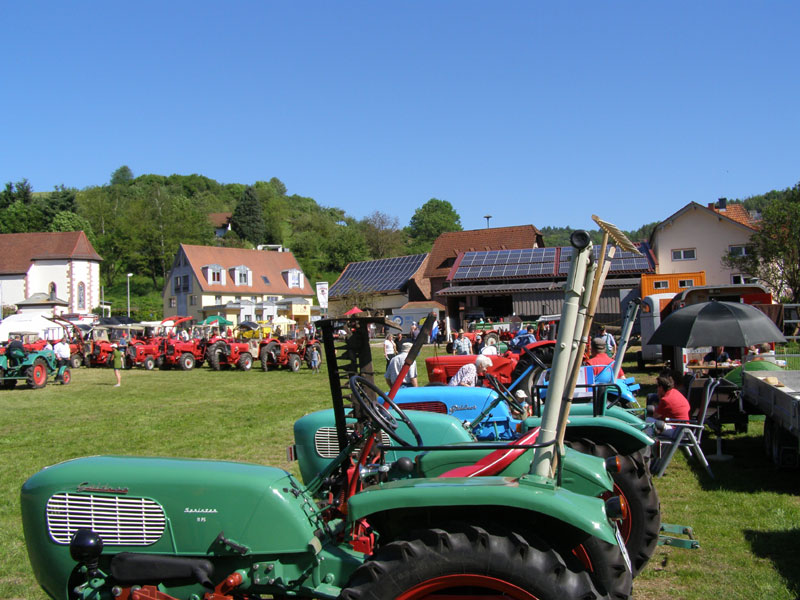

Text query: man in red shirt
(585, 337), (624, 379)
(654, 373), (690, 422)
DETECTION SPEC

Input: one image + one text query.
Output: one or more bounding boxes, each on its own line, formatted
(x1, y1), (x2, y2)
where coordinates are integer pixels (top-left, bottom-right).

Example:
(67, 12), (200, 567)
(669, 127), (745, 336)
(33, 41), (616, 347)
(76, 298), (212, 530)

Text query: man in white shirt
(384, 342), (418, 388)
(480, 338), (498, 356)
(53, 337), (72, 368)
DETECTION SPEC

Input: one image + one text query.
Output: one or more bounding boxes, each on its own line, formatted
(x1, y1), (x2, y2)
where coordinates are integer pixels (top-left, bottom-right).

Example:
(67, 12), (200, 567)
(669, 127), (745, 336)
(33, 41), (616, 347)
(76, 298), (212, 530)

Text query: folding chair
(651, 377), (721, 478)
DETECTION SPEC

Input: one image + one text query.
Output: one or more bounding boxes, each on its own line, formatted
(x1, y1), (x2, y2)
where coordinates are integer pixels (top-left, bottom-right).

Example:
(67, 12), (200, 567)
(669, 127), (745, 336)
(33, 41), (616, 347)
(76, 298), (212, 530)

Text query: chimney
(717, 197), (727, 210)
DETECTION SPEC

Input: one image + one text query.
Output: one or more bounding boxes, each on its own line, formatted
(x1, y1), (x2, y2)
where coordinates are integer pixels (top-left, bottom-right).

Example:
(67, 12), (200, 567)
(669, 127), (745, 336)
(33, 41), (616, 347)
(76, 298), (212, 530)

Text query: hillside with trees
(4, 167), (798, 313)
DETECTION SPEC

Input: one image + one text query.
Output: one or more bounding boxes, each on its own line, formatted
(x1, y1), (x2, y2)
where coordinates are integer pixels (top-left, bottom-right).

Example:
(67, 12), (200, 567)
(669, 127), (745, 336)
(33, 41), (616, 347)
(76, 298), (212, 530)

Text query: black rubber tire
(288, 354), (301, 372)
(60, 367), (72, 385)
(69, 354), (82, 369)
(259, 346), (270, 371)
(566, 438), (660, 576)
(208, 342), (224, 371)
(238, 352), (253, 371)
(143, 356), (155, 371)
(763, 416), (774, 459)
(26, 359), (48, 389)
(179, 352), (195, 371)
(341, 524), (608, 600)
(562, 535), (632, 600)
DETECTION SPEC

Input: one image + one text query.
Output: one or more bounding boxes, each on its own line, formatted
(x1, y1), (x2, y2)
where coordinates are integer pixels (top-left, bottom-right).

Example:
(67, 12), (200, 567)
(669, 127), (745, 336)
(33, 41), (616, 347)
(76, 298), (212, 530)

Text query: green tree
(325, 221), (370, 272)
(49, 211), (97, 245)
(724, 182), (800, 302)
(407, 198), (462, 252)
(360, 211), (405, 259)
(110, 165), (134, 186)
(0, 179), (33, 209)
(231, 186), (266, 246)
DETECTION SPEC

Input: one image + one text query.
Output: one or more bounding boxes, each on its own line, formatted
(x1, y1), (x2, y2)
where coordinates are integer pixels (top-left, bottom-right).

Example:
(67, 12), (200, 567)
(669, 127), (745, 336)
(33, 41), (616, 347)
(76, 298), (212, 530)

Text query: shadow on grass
(692, 432), (800, 495)
(743, 528), (800, 598)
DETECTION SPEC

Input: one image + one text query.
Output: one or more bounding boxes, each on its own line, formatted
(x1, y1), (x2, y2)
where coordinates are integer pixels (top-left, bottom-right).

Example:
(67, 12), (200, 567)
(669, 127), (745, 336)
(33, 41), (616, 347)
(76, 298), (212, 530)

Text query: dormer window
(282, 268), (304, 289)
(231, 265), (252, 286)
(203, 264), (226, 286)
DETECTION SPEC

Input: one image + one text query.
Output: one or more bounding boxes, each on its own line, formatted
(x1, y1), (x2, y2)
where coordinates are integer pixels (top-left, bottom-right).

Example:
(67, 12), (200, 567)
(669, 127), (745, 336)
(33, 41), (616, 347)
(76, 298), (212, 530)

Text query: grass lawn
(2, 344), (799, 599)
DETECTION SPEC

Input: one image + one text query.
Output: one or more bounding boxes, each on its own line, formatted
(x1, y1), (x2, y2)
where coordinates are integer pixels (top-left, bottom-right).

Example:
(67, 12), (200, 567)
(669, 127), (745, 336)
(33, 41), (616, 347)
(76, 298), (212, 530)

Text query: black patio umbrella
(237, 321), (260, 331)
(648, 300), (787, 348)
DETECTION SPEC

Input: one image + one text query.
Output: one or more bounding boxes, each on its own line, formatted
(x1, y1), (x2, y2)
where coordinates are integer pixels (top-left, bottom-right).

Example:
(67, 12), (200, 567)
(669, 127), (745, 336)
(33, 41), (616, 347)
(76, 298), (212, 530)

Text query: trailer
(742, 370), (800, 467)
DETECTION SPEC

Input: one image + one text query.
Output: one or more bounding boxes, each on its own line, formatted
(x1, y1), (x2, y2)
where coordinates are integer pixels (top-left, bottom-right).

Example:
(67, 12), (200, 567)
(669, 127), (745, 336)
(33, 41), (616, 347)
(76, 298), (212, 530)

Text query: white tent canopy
(0, 314), (65, 342)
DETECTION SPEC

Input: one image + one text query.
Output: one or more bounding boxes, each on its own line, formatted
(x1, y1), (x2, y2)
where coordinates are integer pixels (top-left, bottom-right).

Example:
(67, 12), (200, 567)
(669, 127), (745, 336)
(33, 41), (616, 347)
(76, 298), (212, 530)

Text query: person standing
(309, 345), (321, 374)
(384, 342), (418, 388)
(598, 325), (616, 356)
(454, 330), (472, 355)
(383, 334), (397, 369)
(111, 343), (123, 387)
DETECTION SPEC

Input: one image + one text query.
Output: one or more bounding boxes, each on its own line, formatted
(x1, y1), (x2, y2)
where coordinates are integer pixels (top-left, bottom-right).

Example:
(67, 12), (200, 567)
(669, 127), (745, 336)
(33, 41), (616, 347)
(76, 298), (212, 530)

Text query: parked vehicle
(1, 334), (71, 388)
(742, 369), (800, 467)
(205, 331), (253, 371)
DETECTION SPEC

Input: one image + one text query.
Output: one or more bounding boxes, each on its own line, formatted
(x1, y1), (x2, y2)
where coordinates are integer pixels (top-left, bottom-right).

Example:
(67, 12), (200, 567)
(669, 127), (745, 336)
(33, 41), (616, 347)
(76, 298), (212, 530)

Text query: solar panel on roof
(329, 254), (427, 297)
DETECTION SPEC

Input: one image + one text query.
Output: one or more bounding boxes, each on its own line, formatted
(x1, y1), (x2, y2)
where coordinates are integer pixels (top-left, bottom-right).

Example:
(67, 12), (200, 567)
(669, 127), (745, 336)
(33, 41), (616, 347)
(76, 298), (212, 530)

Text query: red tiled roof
(0, 231), (102, 275)
(180, 244), (313, 296)
(424, 225), (543, 279)
(208, 212), (232, 228)
(711, 204), (759, 229)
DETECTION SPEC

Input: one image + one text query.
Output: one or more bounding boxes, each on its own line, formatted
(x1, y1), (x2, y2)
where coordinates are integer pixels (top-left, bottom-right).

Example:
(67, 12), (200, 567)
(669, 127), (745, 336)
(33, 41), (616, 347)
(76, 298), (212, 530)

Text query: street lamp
(126, 273), (133, 318)
(483, 215), (492, 228)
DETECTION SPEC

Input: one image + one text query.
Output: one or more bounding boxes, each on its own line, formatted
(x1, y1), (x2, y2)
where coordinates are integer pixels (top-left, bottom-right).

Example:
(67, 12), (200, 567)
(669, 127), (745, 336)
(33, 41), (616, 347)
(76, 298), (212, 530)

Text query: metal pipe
(613, 299), (641, 378)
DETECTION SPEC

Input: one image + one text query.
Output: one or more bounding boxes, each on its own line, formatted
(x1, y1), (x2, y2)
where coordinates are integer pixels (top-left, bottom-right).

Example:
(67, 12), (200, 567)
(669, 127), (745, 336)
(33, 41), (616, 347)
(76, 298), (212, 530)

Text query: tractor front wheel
(566, 438), (660, 576)
(179, 353), (195, 371)
(341, 524), (604, 600)
(70, 354), (83, 369)
(59, 367), (72, 385)
(143, 356), (155, 371)
(288, 354), (301, 372)
(26, 359), (48, 389)
(238, 352), (253, 371)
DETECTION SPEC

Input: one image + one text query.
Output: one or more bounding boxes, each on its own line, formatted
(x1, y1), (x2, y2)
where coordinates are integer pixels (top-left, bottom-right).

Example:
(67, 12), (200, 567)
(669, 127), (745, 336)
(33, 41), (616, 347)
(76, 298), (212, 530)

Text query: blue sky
(2, 1), (798, 232)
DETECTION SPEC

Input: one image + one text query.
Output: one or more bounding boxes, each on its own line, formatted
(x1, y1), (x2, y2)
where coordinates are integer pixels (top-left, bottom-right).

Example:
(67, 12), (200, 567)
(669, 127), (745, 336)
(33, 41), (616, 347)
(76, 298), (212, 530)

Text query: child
(309, 345), (321, 374)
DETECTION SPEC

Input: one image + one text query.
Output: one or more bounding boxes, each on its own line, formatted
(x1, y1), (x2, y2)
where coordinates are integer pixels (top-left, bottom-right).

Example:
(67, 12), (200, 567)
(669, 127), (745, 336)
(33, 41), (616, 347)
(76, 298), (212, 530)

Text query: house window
(671, 248), (696, 261)
(49, 282), (57, 298)
(174, 276), (182, 293)
(77, 282), (85, 310)
(284, 268), (303, 289)
(251, 296), (258, 303)
(190, 295), (197, 306)
(169, 297), (176, 308)
(215, 295), (222, 304)
(211, 269), (221, 283)
(731, 274), (755, 285)
(678, 279), (694, 288)
(652, 280), (669, 290)
(729, 245), (749, 257)
(235, 296), (241, 302)
(234, 266), (251, 286)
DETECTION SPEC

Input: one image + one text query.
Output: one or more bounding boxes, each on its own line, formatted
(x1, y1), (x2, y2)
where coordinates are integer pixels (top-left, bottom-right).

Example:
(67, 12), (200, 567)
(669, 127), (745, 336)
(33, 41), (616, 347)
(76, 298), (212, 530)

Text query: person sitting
(509, 326), (536, 350)
(384, 342), (418, 388)
(7, 335), (26, 365)
(653, 373), (691, 422)
(53, 337), (71, 368)
(474, 335), (484, 354)
(703, 346), (730, 364)
(449, 355), (492, 387)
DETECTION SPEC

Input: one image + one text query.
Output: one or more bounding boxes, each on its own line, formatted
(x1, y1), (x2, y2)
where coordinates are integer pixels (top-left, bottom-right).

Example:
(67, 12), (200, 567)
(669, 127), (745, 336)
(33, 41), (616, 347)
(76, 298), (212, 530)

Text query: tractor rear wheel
(341, 524), (606, 600)
(238, 352), (253, 371)
(143, 356), (155, 371)
(262, 342), (279, 371)
(305, 344), (321, 368)
(288, 354), (301, 372)
(59, 367), (72, 385)
(69, 354), (82, 369)
(209, 343), (224, 371)
(26, 359), (48, 389)
(179, 352), (195, 371)
(566, 438), (660, 576)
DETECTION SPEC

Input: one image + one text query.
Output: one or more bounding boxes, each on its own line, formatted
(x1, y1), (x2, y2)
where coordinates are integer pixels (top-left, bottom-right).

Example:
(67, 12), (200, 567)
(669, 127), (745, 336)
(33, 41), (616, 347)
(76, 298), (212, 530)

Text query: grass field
(2, 345), (799, 599)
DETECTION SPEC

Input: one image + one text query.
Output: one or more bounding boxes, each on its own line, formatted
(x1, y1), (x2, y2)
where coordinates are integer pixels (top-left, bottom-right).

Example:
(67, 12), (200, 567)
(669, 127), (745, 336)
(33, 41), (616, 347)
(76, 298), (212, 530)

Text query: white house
(650, 200), (759, 286)
(0, 231), (102, 317)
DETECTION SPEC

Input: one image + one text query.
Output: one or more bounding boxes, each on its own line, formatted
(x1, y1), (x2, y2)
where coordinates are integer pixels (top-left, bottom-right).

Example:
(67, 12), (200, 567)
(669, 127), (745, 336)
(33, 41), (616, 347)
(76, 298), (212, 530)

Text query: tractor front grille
(396, 401), (448, 414)
(46, 493), (166, 546)
(314, 427), (392, 458)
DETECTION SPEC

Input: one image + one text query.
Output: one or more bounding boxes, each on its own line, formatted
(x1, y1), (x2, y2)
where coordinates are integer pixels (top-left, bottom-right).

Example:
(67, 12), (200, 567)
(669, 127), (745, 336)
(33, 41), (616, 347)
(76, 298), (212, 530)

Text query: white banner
(316, 281), (329, 309)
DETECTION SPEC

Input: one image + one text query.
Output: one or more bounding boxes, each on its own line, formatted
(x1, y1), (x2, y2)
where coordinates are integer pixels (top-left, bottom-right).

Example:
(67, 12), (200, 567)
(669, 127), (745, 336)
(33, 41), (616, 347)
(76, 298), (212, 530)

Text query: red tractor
(47, 316), (90, 368)
(125, 326), (162, 370)
(258, 336), (321, 372)
(206, 330), (254, 371)
(159, 318), (207, 371)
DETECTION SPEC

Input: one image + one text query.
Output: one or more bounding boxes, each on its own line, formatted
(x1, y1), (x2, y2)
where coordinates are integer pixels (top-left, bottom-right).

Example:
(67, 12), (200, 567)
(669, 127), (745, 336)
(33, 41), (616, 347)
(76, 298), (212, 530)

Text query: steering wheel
(484, 373), (528, 415)
(348, 376), (423, 447)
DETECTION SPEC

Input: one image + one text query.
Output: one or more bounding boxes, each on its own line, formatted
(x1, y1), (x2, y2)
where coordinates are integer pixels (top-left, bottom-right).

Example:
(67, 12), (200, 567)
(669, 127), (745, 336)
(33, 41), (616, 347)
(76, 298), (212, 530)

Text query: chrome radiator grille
(46, 493), (166, 545)
(314, 427), (392, 458)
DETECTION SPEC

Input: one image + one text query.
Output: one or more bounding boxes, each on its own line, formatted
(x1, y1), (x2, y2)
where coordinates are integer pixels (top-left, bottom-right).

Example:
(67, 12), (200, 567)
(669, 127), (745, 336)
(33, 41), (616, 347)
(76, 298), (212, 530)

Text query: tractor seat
(8, 347), (26, 366)
(438, 427), (541, 478)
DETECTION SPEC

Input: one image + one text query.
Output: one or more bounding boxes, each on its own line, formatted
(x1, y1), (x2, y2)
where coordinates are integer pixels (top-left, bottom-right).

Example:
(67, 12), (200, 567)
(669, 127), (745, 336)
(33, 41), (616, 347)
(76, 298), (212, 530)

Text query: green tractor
(1, 334), (71, 389)
(19, 229), (632, 599)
